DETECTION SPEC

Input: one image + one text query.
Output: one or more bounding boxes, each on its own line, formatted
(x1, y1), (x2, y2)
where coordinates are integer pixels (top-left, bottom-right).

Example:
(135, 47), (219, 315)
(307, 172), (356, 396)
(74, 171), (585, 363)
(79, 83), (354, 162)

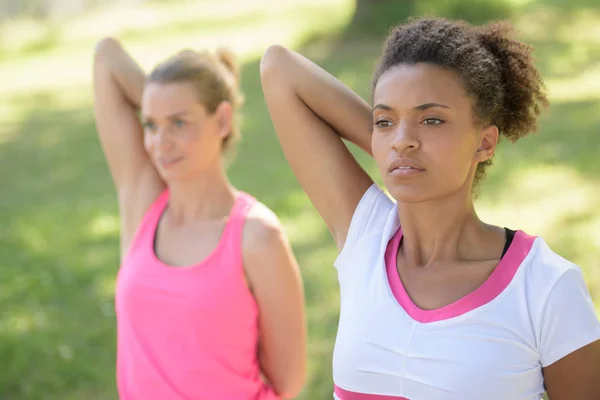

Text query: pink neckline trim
(385, 228), (536, 323)
(334, 385), (408, 399)
(147, 190), (241, 270)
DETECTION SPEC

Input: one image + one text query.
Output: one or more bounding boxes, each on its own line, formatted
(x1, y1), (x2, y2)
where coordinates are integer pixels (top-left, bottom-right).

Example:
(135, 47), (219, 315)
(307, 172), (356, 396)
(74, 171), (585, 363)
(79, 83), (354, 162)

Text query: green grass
(1, 0), (599, 399)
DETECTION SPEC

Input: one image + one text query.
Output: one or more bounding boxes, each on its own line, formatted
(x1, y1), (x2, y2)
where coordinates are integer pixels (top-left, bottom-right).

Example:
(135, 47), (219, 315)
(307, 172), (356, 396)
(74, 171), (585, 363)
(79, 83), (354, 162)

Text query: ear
(214, 101), (233, 140)
(474, 124), (499, 163)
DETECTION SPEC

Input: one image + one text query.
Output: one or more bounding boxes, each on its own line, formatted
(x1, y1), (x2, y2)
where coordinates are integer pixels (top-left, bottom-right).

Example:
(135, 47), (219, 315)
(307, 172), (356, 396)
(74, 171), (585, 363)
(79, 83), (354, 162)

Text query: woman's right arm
(93, 38), (164, 255)
(260, 45), (374, 250)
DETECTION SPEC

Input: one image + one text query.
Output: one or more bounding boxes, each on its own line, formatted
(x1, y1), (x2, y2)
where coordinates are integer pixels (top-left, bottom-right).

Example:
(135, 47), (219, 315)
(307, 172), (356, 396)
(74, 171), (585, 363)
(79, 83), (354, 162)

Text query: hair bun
(476, 21), (548, 142)
(216, 48), (240, 85)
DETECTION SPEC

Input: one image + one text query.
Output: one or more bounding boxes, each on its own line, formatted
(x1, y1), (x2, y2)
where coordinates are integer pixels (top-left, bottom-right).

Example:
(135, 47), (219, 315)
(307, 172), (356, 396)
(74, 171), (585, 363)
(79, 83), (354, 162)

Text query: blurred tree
(346, 0), (515, 39)
(355, 0), (413, 15)
(348, 0), (415, 38)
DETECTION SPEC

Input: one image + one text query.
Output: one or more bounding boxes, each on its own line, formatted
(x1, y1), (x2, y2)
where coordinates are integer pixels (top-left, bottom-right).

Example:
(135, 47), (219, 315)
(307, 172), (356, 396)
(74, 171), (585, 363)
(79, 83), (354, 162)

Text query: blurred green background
(1, 0), (599, 399)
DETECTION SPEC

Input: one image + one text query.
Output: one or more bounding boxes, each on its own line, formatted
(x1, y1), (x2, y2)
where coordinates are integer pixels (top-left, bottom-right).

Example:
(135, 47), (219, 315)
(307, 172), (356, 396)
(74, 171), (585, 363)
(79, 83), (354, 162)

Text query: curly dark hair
(372, 17), (548, 182)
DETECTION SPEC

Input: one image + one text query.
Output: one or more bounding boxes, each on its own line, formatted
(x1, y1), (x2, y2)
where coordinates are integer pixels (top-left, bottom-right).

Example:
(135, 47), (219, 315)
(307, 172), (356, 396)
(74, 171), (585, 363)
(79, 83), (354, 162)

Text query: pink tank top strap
(230, 191), (257, 224)
(219, 192), (257, 267)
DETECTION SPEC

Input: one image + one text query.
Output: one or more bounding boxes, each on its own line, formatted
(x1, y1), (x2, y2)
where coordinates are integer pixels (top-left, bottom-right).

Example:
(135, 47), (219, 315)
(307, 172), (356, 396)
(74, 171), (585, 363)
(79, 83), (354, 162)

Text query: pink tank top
(115, 190), (280, 400)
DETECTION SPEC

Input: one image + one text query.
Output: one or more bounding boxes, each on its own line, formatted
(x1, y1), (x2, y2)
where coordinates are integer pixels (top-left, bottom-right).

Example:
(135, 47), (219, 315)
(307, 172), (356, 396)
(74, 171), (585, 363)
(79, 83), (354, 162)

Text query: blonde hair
(147, 48), (244, 153)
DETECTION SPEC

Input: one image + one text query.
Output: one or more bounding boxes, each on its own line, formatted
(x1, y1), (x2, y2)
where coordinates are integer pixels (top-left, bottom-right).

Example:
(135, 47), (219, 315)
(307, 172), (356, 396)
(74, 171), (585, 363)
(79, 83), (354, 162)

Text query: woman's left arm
(543, 340), (600, 399)
(242, 204), (307, 399)
(538, 267), (600, 399)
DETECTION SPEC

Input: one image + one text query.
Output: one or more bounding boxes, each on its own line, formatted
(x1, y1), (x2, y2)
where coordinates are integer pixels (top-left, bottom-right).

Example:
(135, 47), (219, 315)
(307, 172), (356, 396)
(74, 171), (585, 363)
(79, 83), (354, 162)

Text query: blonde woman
(93, 38), (306, 400)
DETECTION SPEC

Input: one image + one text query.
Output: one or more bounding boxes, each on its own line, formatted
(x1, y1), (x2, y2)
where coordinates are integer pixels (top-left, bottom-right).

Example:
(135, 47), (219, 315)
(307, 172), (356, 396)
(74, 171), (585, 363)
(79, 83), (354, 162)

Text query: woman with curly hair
(260, 17), (600, 400)
(92, 38), (306, 400)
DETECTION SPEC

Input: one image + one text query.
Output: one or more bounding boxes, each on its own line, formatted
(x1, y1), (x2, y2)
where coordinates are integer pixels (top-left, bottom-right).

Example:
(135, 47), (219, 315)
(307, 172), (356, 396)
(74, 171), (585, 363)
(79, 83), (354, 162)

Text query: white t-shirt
(332, 184), (600, 400)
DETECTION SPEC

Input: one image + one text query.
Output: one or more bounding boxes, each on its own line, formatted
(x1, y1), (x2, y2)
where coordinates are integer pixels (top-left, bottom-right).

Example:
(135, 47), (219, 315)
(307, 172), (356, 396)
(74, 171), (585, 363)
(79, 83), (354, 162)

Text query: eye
(143, 121), (157, 131)
(375, 119), (394, 129)
(422, 117), (444, 125)
(173, 119), (186, 128)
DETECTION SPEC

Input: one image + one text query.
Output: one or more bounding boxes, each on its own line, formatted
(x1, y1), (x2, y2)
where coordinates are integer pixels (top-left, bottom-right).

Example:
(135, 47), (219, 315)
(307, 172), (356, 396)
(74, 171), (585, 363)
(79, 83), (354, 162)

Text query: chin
(384, 181), (441, 204)
(162, 167), (206, 184)
(157, 169), (185, 182)
(389, 189), (434, 204)
(387, 180), (469, 205)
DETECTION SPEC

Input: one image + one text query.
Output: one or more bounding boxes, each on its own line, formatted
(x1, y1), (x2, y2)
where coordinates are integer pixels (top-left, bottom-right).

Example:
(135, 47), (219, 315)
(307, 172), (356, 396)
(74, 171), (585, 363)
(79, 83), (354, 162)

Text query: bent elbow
(271, 363), (307, 399)
(273, 376), (306, 399)
(260, 44), (289, 82)
(94, 37), (121, 66)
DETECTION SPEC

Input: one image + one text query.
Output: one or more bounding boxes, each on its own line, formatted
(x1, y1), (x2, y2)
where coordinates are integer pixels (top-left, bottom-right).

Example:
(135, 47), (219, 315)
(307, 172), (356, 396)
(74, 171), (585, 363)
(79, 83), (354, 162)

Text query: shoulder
(241, 199), (289, 257)
(524, 237), (597, 324)
(520, 235), (588, 315)
(239, 198), (300, 292)
(523, 236), (582, 294)
(335, 183), (396, 268)
(346, 183), (395, 235)
(522, 235), (599, 353)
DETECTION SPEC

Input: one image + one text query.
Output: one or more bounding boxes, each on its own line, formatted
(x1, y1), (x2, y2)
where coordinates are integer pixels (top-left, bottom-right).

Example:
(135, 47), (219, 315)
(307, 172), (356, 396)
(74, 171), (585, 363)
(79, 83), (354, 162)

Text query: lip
(158, 156), (183, 168)
(387, 158), (425, 176)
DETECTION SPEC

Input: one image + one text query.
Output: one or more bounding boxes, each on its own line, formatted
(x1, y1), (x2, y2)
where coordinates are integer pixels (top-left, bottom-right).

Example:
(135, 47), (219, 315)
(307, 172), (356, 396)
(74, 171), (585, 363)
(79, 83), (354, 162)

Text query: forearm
(95, 38), (146, 110)
(261, 45), (373, 155)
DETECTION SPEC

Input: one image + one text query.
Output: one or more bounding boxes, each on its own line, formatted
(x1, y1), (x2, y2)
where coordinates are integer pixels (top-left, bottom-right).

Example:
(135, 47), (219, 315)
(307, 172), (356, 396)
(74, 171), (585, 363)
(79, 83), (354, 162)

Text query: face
(141, 82), (232, 182)
(371, 63), (498, 203)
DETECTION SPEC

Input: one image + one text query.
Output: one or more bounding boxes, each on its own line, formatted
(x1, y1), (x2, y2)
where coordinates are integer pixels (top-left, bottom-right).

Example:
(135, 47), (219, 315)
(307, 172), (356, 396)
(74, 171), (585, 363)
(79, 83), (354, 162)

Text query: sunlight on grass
(0, 0), (352, 54)
(543, 7), (600, 43)
(1, 84), (93, 148)
(479, 164), (598, 236)
(1, 311), (48, 334)
(283, 211), (328, 246)
(507, 0), (536, 6)
(87, 214), (120, 239)
(0, 0), (354, 97)
(0, 122), (20, 145)
(95, 276), (118, 301)
(517, 5), (600, 42)
(279, 193), (331, 244)
(0, 18), (53, 54)
(1, 1), (599, 399)
(547, 64), (600, 102)
(515, 6), (600, 99)
(15, 221), (50, 254)
(60, 0), (352, 45)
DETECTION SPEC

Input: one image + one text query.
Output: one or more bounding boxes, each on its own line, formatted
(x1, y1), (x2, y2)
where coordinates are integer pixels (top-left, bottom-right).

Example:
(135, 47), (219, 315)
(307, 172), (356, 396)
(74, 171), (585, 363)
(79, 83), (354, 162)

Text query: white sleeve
(333, 183), (394, 269)
(539, 266), (600, 367)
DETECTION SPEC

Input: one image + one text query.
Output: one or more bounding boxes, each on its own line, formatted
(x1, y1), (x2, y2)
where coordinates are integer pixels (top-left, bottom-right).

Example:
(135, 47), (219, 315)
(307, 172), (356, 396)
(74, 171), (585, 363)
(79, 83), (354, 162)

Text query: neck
(397, 184), (501, 267)
(165, 160), (236, 223)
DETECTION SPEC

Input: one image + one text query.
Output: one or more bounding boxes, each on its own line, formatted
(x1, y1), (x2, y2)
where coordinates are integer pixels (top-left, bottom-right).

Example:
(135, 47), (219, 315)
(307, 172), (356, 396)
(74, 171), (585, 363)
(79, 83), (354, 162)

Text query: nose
(149, 127), (173, 151)
(390, 121), (419, 153)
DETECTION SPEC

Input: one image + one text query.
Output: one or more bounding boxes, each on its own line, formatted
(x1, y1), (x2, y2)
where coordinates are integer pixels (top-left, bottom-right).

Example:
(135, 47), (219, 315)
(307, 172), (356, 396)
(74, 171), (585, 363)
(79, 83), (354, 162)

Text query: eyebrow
(142, 111), (190, 120)
(372, 104), (393, 112)
(372, 103), (450, 112)
(414, 103), (450, 111)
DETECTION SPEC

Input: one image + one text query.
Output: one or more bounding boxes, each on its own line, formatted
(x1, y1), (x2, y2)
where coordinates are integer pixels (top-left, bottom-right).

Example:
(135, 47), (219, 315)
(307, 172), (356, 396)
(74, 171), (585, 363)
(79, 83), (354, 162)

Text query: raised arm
(260, 45), (374, 249)
(93, 38), (164, 255)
